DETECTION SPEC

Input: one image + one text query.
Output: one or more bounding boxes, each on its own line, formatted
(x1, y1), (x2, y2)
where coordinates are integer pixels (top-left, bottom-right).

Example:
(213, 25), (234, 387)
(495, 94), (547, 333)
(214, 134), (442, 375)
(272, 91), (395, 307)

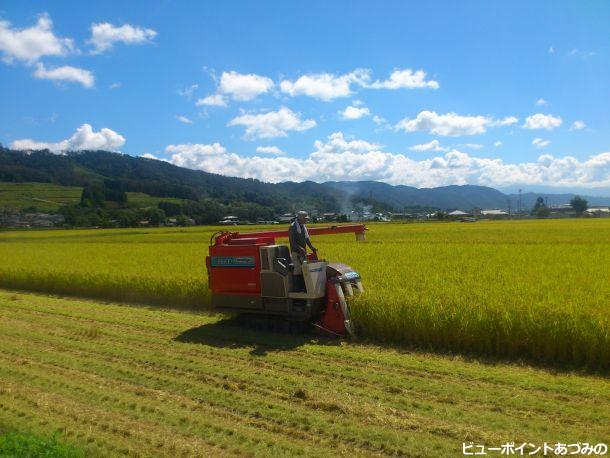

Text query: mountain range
(1, 147), (609, 212)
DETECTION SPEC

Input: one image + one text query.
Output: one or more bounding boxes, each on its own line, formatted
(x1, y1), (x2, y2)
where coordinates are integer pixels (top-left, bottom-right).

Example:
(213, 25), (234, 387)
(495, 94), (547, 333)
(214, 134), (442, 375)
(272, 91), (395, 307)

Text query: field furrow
(0, 290), (608, 457)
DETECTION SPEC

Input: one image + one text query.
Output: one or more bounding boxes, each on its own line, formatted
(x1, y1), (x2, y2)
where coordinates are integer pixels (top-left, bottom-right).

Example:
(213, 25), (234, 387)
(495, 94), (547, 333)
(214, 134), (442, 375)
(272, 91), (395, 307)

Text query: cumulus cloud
(228, 107), (316, 139)
(532, 138), (551, 149)
(279, 68), (438, 100)
(409, 139), (447, 152)
(536, 98), (548, 106)
(165, 143), (227, 169)
(570, 120), (586, 131)
(340, 104), (370, 120)
(279, 69), (370, 101)
(153, 131), (610, 190)
(256, 146), (285, 155)
(367, 69), (439, 90)
(10, 123), (125, 153)
(33, 62), (94, 88)
(218, 71), (274, 101)
(396, 111), (517, 137)
(494, 141), (502, 147)
(196, 94), (227, 107)
(0, 13), (74, 64)
(176, 115), (193, 124)
(88, 22), (157, 53)
(523, 113), (562, 130)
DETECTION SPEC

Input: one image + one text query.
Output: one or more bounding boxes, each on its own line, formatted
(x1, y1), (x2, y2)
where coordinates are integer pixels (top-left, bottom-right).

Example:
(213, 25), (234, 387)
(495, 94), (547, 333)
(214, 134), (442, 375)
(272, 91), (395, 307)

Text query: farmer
(288, 211), (317, 289)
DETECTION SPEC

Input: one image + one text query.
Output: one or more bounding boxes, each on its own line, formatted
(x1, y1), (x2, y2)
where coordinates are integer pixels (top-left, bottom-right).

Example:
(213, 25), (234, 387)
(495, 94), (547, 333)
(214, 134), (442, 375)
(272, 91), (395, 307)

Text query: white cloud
(141, 153), (163, 160)
(489, 116), (519, 127)
(532, 138), (551, 149)
(396, 111), (516, 137)
(570, 120), (586, 131)
(109, 82), (121, 89)
(156, 131), (610, 190)
(409, 139), (447, 152)
(340, 105), (370, 120)
(372, 115), (391, 129)
(176, 115), (193, 124)
(568, 48), (596, 58)
(33, 63), (94, 88)
(256, 146), (285, 155)
(219, 71), (274, 101)
(461, 143), (484, 150)
(88, 22), (156, 53)
(279, 68), (438, 100)
(228, 107), (316, 139)
(523, 113), (562, 130)
(367, 69), (439, 90)
(196, 94), (227, 107)
(178, 84), (198, 99)
(548, 46), (555, 54)
(0, 13), (74, 64)
(536, 98), (548, 106)
(11, 123), (125, 152)
(279, 69), (370, 101)
(165, 143), (227, 169)
(494, 141), (502, 147)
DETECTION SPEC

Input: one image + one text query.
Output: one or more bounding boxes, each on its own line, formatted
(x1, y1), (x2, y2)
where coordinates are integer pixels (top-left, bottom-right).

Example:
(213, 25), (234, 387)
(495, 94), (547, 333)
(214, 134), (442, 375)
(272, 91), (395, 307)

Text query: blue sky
(1, 1), (609, 194)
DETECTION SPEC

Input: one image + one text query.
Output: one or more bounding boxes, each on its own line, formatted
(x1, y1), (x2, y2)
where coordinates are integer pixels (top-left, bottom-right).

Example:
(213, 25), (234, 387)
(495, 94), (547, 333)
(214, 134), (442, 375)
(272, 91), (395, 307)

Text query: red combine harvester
(206, 224), (366, 337)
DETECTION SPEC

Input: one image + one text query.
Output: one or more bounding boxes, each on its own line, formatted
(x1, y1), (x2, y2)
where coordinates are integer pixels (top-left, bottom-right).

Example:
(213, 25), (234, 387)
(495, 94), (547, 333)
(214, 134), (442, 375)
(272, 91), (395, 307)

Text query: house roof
(482, 209), (508, 215)
(448, 210), (469, 216)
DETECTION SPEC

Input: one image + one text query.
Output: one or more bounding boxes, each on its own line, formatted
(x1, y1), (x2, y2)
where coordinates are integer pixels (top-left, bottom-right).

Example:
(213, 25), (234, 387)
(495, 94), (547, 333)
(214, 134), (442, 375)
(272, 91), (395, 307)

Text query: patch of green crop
(0, 431), (83, 457)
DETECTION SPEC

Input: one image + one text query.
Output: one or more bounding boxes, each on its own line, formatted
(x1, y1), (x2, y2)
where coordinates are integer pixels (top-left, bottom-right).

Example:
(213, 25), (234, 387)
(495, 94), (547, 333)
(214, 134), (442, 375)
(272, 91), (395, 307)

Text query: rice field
(0, 219), (608, 369)
(0, 290), (608, 457)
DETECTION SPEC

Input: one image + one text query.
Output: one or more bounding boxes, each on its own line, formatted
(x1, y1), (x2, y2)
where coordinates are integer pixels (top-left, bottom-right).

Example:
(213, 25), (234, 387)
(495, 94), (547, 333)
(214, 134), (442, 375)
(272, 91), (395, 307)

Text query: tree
(570, 195), (588, 215)
(531, 197), (550, 218)
(80, 183), (106, 208)
(158, 201), (183, 217)
(146, 208), (166, 226)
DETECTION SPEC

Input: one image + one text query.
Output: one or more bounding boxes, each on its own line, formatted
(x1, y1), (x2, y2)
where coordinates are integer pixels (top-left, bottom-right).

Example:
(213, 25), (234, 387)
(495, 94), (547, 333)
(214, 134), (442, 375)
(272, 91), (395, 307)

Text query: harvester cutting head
(316, 263), (364, 337)
(205, 224), (366, 337)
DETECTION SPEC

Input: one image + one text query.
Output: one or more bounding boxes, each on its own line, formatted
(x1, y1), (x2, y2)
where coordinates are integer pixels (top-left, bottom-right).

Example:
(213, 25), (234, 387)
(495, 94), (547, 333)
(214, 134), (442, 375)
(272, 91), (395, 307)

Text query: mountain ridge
(1, 147), (609, 211)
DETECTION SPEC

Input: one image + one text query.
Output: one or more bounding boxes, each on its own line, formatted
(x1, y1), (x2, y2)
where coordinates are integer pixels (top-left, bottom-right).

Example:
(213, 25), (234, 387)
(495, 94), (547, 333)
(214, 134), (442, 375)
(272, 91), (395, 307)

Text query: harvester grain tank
(206, 224), (366, 337)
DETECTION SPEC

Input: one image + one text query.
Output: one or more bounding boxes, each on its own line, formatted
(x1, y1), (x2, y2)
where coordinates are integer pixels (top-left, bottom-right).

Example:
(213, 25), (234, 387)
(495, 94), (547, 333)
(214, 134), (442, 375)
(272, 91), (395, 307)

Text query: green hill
(0, 182), (184, 212)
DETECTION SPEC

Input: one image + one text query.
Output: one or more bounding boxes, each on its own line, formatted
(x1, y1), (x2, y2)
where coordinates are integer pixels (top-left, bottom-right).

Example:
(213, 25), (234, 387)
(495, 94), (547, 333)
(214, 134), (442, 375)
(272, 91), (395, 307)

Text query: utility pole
(518, 189), (522, 217)
(507, 199), (511, 217)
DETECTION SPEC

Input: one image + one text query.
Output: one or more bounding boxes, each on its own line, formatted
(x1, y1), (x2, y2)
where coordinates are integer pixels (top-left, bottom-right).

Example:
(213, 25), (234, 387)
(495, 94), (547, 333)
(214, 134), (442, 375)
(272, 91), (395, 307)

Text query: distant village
(2, 199), (609, 229)
(2, 202), (610, 229)
(217, 203), (610, 226)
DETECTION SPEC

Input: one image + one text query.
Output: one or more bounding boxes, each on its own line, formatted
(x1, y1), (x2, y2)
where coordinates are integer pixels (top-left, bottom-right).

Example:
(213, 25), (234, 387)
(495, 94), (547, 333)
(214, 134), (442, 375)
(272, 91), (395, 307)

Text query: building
(585, 206), (610, 217)
(481, 209), (509, 218)
(219, 216), (240, 225)
(448, 210), (470, 217)
(277, 213), (294, 223)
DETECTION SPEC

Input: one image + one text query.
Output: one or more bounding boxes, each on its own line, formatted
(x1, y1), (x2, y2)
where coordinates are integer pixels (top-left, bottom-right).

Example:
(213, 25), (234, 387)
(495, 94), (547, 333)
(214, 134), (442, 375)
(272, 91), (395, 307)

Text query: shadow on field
(174, 316), (341, 356)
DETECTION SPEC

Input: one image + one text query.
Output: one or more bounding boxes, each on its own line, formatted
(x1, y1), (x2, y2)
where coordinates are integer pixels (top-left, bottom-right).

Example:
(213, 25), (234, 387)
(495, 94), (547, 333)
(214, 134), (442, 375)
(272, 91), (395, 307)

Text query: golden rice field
(0, 290), (609, 457)
(0, 219), (609, 369)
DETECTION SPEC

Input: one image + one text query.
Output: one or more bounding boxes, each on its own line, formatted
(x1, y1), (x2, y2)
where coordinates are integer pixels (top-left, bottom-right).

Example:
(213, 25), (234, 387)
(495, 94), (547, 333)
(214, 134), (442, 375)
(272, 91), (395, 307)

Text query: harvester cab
(205, 224), (366, 337)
